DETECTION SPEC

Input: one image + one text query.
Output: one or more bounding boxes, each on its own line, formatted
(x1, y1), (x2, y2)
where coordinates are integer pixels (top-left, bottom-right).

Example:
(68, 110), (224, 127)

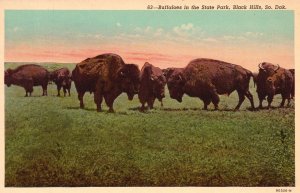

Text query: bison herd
(4, 53), (295, 112)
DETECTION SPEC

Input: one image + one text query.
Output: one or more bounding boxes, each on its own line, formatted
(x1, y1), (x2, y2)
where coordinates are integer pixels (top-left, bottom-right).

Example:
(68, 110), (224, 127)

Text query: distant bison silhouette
(5, 64), (49, 97)
(167, 58), (255, 110)
(72, 53), (140, 112)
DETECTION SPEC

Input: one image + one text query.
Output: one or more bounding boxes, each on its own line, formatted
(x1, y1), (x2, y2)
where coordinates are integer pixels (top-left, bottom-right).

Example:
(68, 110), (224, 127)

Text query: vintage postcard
(0, 0), (299, 193)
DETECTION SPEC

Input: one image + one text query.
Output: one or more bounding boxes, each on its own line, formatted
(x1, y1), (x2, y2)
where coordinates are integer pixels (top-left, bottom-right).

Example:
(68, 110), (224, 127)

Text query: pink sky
(5, 40), (294, 72)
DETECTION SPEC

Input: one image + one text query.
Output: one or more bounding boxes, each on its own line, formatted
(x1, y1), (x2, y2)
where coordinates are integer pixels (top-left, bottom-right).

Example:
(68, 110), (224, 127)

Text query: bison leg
(63, 87), (67, 97)
(78, 92), (85, 109)
(235, 91), (246, 110)
(281, 93), (291, 108)
(211, 95), (219, 110)
(104, 94), (116, 113)
(207, 87), (219, 110)
(94, 80), (105, 112)
(140, 102), (146, 112)
(57, 85), (61, 97)
(267, 95), (273, 109)
(68, 88), (71, 96)
(257, 92), (266, 109)
(245, 91), (255, 109)
(202, 98), (211, 110)
(42, 84), (48, 96)
(147, 97), (155, 109)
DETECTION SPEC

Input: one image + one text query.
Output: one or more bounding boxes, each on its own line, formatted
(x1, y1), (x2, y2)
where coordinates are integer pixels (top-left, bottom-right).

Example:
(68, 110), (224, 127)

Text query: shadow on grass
(66, 106), (96, 112)
(255, 106), (295, 111)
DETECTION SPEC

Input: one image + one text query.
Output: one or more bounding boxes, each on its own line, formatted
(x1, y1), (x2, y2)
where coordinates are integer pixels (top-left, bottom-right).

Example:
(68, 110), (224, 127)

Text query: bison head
(151, 75), (167, 101)
(258, 62), (280, 76)
(4, 69), (13, 87)
(265, 77), (276, 95)
(118, 64), (140, 100)
(167, 71), (185, 102)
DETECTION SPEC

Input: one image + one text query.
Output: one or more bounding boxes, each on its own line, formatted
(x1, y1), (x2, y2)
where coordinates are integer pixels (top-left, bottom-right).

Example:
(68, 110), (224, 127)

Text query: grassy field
(5, 63), (295, 186)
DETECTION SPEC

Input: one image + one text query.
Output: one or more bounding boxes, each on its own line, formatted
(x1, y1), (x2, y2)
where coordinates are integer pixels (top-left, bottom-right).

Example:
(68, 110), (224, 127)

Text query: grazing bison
(256, 62), (293, 108)
(167, 58), (255, 110)
(50, 68), (72, 97)
(289, 69), (295, 99)
(72, 53), (140, 112)
(139, 62), (166, 110)
(4, 64), (49, 96)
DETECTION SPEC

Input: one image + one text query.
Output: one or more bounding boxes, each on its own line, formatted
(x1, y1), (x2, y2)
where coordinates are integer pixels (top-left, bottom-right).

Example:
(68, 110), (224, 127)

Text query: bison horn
(258, 63), (264, 70)
(120, 71), (125, 76)
(150, 76), (154, 81)
(274, 64), (280, 72)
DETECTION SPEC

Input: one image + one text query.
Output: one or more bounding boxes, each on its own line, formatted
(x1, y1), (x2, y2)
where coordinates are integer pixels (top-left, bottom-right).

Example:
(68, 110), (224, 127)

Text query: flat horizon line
(4, 61), (76, 64)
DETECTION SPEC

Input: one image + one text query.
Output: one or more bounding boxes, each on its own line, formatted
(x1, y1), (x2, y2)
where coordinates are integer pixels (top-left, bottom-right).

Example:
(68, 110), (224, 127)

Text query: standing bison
(167, 58), (255, 110)
(72, 53), (140, 112)
(4, 64), (49, 96)
(50, 68), (72, 97)
(139, 62), (166, 111)
(256, 62), (293, 108)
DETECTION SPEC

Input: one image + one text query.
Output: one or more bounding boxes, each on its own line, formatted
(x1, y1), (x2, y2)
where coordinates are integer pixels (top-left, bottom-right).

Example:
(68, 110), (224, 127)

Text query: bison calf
(139, 62), (166, 111)
(50, 68), (72, 97)
(5, 64), (49, 97)
(167, 58), (255, 110)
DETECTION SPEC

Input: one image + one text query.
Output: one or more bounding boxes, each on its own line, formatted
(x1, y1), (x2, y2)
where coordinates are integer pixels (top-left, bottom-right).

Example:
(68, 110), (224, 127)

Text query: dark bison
(50, 68), (72, 97)
(72, 53), (140, 112)
(256, 62), (293, 108)
(167, 58), (255, 110)
(4, 64), (49, 96)
(289, 69), (295, 99)
(139, 62), (166, 110)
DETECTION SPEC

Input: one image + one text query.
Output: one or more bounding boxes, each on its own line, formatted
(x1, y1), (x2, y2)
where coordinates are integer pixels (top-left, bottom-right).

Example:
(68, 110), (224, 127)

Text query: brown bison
(4, 64), (49, 96)
(289, 69), (295, 99)
(167, 58), (255, 110)
(72, 53), (140, 112)
(50, 68), (72, 97)
(256, 62), (293, 108)
(139, 62), (166, 110)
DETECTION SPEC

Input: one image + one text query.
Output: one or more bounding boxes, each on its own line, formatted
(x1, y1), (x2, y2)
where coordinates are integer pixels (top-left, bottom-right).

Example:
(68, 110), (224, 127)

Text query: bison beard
(139, 62), (166, 111)
(167, 58), (255, 110)
(4, 64), (49, 97)
(72, 53), (140, 112)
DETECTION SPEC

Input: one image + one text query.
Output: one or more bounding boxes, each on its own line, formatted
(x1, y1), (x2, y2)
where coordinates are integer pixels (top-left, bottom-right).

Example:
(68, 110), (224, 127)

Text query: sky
(5, 10), (294, 71)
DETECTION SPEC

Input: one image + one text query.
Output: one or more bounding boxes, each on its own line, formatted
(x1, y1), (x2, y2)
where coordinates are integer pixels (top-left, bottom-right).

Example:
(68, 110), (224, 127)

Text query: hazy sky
(5, 10), (294, 71)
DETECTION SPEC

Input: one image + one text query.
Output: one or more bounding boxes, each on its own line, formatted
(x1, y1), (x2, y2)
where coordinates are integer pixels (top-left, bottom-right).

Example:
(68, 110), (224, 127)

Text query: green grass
(5, 63), (295, 186)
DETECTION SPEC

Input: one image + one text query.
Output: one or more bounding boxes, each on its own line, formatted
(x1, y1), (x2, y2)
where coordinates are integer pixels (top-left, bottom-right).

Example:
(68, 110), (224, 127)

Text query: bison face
(118, 64), (140, 100)
(151, 75), (166, 101)
(4, 69), (12, 87)
(167, 73), (185, 102)
(265, 77), (276, 95)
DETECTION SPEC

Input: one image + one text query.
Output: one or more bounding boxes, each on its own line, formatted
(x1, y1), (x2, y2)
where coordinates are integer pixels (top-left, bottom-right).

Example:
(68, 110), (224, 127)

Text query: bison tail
(248, 71), (256, 88)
